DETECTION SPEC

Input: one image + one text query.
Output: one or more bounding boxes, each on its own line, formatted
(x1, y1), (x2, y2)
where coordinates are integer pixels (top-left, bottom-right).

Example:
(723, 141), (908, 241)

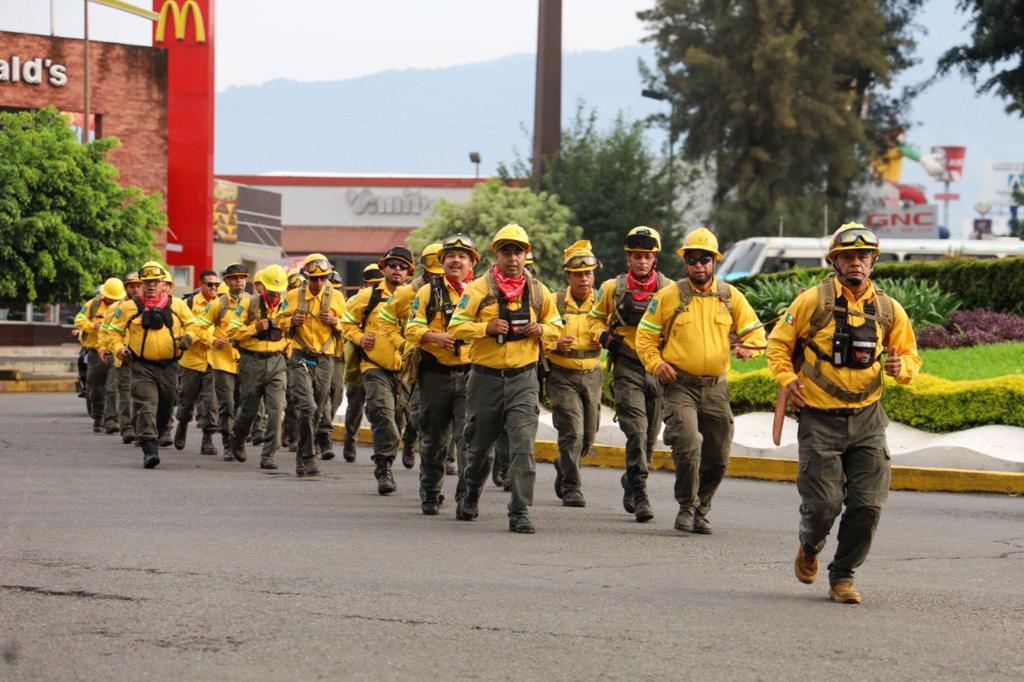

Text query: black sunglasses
(383, 260), (407, 270)
(202, 281), (220, 287)
(686, 255), (714, 266)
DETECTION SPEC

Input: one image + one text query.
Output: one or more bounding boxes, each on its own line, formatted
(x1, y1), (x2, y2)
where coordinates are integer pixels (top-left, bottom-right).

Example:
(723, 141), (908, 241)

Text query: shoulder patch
(113, 308), (122, 319)
(595, 288), (603, 302)
(647, 298), (658, 315)
(235, 304), (244, 315)
(410, 296), (420, 313)
(457, 293), (470, 309)
(203, 303), (212, 313)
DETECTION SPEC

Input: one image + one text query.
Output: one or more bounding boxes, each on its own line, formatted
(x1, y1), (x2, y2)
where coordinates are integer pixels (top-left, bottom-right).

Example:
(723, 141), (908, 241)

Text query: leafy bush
(742, 268), (824, 323)
(874, 278), (960, 329)
(917, 309), (1024, 349)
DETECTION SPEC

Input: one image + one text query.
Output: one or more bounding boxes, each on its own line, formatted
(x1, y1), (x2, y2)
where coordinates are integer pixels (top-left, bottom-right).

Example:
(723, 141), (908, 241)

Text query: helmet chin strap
(829, 258), (866, 288)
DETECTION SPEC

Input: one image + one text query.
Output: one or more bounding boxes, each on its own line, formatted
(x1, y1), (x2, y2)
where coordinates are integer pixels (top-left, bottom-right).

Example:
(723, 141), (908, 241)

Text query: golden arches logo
(155, 0), (206, 43)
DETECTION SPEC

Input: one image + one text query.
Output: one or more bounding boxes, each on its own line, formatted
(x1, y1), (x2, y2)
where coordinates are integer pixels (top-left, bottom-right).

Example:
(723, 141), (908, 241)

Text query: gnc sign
(864, 204), (939, 238)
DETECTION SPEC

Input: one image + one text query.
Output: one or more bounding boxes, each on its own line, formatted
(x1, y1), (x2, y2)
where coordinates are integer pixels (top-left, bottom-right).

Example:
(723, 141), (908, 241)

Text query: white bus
(718, 237), (1024, 281)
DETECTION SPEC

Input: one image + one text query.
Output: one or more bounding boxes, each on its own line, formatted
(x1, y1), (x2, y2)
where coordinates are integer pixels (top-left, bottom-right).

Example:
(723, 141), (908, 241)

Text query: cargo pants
(288, 353), (334, 466)
(176, 367), (219, 435)
(797, 401), (891, 585)
(462, 367), (539, 520)
(612, 354), (663, 495)
(344, 381), (365, 450)
(417, 362), (468, 499)
(116, 362), (133, 434)
(317, 353), (346, 443)
(102, 355), (119, 430)
(362, 368), (405, 464)
(85, 349), (109, 427)
(132, 360), (178, 445)
(547, 364), (603, 496)
(661, 377), (734, 516)
(213, 369), (237, 442)
(232, 352), (287, 460)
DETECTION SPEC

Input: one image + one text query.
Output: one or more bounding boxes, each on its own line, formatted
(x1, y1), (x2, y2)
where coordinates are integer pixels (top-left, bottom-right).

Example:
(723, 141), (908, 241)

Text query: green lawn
(730, 342), (1024, 381)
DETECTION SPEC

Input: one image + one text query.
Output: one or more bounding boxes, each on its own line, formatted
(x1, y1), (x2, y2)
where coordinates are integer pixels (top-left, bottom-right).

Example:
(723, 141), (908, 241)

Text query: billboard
(863, 204), (939, 239)
(981, 161), (1024, 206)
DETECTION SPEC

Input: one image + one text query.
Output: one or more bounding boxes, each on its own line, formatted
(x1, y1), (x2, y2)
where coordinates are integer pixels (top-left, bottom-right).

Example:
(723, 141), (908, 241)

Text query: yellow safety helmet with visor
(624, 226), (661, 253)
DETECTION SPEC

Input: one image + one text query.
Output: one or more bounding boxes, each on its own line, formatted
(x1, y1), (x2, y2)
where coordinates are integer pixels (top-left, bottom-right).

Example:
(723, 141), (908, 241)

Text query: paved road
(1, 393), (1022, 680)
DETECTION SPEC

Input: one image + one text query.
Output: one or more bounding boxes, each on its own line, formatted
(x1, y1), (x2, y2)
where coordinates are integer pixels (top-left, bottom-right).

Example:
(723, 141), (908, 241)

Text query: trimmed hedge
(723, 368), (1024, 432)
(731, 256), (1024, 315)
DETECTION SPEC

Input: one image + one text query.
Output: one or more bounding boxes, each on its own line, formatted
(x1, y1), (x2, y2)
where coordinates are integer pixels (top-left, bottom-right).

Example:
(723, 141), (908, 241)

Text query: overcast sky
(4, 0), (654, 90)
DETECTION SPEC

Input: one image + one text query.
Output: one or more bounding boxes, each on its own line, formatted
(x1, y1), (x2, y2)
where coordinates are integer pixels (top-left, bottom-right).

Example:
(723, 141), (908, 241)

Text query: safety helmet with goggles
(439, 233), (481, 263)
(139, 262), (167, 281)
(302, 253), (333, 277)
(562, 239), (600, 272)
(624, 226), (662, 253)
(827, 223), (880, 260)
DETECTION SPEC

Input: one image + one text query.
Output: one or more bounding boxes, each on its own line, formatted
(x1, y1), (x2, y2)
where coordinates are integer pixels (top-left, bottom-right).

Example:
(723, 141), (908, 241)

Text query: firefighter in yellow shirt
(107, 262), (203, 469)
(340, 246), (414, 495)
(195, 263), (248, 460)
(277, 253), (348, 478)
(448, 224), (563, 534)
(387, 233), (477, 515)
(340, 264), (383, 462)
(172, 269), (222, 457)
(75, 277), (126, 432)
(636, 228), (766, 534)
(281, 267), (305, 452)
(546, 240), (604, 508)
(99, 272), (142, 443)
(766, 223), (921, 604)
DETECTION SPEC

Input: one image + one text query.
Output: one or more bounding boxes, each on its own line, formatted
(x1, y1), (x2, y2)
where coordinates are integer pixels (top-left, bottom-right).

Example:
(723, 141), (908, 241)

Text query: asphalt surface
(1, 393), (1022, 680)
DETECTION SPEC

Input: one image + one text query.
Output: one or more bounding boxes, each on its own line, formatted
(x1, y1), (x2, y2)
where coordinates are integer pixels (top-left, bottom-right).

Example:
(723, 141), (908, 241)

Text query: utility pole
(532, 0), (562, 184)
(82, 0), (90, 144)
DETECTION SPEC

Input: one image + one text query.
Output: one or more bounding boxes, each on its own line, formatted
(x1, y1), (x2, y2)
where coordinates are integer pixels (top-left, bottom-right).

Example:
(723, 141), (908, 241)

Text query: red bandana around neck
(492, 266), (525, 302)
(141, 290), (169, 310)
(626, 270), (658, 301)
(261, 291), (281, 313)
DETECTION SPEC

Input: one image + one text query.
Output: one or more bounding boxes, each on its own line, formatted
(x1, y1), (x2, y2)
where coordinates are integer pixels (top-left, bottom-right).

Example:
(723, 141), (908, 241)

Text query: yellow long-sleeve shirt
(588, 273), (673, 355)
(636, 277), (765, 377)
(277, 284), (348, 358)
(107, 297), (202, 363)
(178, 293), (218, 372)
(546, 289), (601, 372)
(74, 297), (110, 350)
(402, 278), (472, 367)
(766, 277), (921, 410)
(194, 292), (247, 373)
(448, 275), (563, 370)
(340, 281), (405, 373)
(227, 296), (289, 354)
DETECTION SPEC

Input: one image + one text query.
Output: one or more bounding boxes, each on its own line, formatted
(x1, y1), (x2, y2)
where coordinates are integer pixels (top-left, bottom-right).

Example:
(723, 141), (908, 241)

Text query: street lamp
(469, 151), (481, 179)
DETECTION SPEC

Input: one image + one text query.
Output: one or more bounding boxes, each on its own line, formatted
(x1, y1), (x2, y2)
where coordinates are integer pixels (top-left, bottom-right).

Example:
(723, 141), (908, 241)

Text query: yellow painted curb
(331, 425), (1023, 495)
(0, 379), (77, 393)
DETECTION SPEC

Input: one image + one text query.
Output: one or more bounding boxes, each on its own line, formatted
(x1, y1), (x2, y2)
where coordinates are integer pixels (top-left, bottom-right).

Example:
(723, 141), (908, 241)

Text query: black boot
(200, 431), (217, 456)
(376, 458), (396, 495)
(221, 432), (233, 462)
(158, 427), (173, 448)
(456, 486), (480, 521)
(141, 440), (160, 469)
(343, 440), (357, 463)
(173, 420), (188, 450)
(633, 489), (654, 523)
(621, 473), (635, 514)
(121, 428), (135, 444)
(420, 491), (440, 516)
(318, 433), (335, 460)
(401, 440), (416, 469)
(231, 432), (247, 462)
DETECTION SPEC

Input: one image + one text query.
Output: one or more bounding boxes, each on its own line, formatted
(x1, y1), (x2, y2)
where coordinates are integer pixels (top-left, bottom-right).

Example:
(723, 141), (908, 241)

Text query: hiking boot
(553, 465), (564, 500)
(456, 487), (480, 521)
(200, 432), (217, 456)
(829, 580), (862, 604)
(343, 442), (357, 463)
(173, 421), (188, 450)
(141, 440), (160, 469)
(231, 436), (247, 463)
(508, 516), (536, 534)
(621, 473), (634, 514)
(251, 430), (266, 446)
(444, 459), (457, 476)
(104, 423), (119, 435)
(633, 491), (654, 523)
(376, 459), (397, 495)
(795, 547), (819, 585)
(318, 433), (335, 461)
(260, 455), (278, 470)
(492, 463), (508, 489)
(420, 492), (441, 516)
(296, 458), (323, 478)
(692, 513), (712, 535)
(121, 429), (136, 444)
(674, 507), (695, 532)
(401, 440), (416, 469)
(93, 420), (103, 433)
(561, 489), (586, 508)
(158, 429), (173, 448)
(221, 432), (233, 461)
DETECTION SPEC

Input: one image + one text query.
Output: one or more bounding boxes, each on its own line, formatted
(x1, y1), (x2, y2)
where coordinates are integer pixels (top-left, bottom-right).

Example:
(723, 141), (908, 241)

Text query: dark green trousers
(417, 364), (468, 497)
(797, 401), (891, 585)
(547, 364), (603, 495)
(288, 354), (334, 463)
(102, 355), (119, 429)
(344, 381), (365, 447)
(363, 368), (405, 463)
(85, 349), (109, 427)
(662, 378), (733, 515)
(462, 367), (539, 519)
(116, 362), (133, 433)
(317, 354), (346, 440)
(132, 360), (178, 445)
(214, 369), (237, 438)
(232, 353), (287, 457)
(176, 367), (219, 434)
(611, 354), (663, 495)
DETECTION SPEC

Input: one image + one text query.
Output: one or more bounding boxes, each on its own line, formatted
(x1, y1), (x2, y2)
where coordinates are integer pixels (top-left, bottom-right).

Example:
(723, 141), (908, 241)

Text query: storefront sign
(981, 161), (1024, 206)
(863, 204), (939, 238)
(0, 56), (68, 86)
(346, 188), (435, 216)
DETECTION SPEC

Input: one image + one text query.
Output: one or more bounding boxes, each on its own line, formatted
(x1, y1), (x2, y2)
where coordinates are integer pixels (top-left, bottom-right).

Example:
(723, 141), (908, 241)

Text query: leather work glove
(599, 331), (624, 354)
(177, 334), (194, 351)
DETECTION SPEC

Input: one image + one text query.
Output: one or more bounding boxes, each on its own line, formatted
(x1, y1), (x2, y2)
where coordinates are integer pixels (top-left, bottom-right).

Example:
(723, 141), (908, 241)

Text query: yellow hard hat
(260, 264), (288, 293)
(100, 277), (126, 300)
(287, 267), (304, 289)
(827, 222), (880, 259)
(438, 233), (481, 263)
(253, 269), (265, 287)
(563, 240), (600, 272)
(676, 227), (723, 261)
(362, 263), (384, 283)
(139, 261), (166, 281)
(303, 253), (333, 277)
(124, 272), (142, 285)
(420, 242), (445, 275)
(624, 226), (661, 253)
(217, 282), (229, 295)
(492, 223), (531, 252)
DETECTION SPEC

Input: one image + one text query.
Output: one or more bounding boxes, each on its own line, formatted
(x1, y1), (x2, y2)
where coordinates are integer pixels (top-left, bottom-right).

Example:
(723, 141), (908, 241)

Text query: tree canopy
(409, 179), (580, 285)
(0, 107), (162, 305)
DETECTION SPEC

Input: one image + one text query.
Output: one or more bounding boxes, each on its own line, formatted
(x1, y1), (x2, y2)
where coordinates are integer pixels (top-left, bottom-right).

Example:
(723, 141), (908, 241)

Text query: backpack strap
(807, 277), (836, 341)
(214, 293), (231, 325)
(873, 286), (895, 348)
(360, 286), (384, 332)
(658, 279), (734, 351)
(527, 276), (543, 322)
(424, 275), (455, 328)
(88, 295), (102, 320)
(555, 289), (568, 321)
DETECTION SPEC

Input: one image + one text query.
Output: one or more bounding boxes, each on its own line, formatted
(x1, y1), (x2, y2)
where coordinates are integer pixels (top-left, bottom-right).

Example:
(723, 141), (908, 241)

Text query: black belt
(551, 348), (601, 359)
(241, 349), (283, 359)
(801, 403), (874, 417)
(421, 352), (469, 375)
(295, 349), (329, 361)
(471, 363), (535, 378)
(133, 357), (178, 368)
(673, 370), (726, 388)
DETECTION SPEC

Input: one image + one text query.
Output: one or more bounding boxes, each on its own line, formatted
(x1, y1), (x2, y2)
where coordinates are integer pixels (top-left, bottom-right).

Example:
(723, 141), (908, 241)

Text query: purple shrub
(917, 309), (1024, 349)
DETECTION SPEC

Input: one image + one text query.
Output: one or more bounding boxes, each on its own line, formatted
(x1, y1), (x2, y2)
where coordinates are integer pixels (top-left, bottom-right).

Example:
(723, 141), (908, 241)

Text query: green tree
(938, 0), (1024, 116)
(0, 107), (162, 305)
(638, 0), (924, 242)
(500, 103), (693, 277)
(409, 179), (580, 284)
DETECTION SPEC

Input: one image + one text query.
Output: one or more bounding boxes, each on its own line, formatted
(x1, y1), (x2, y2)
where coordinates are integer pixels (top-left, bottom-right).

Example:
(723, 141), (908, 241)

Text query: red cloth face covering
(445, 268), (475, 294)
(261, 290), (280, 312)
(626, 270), (657, 301)
(141, 290), (169, 310)
(492, 266), (525, 301)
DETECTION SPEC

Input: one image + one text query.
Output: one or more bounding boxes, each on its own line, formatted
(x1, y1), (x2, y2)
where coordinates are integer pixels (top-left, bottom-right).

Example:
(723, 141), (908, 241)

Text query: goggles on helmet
(443, 234), (477, 251)
(832, 228), (879, 250)
(564, 255), (599, 270)
(139, 265), (166, 280)
(304, 258), (332, 275)
(624, 231), (659, 251)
